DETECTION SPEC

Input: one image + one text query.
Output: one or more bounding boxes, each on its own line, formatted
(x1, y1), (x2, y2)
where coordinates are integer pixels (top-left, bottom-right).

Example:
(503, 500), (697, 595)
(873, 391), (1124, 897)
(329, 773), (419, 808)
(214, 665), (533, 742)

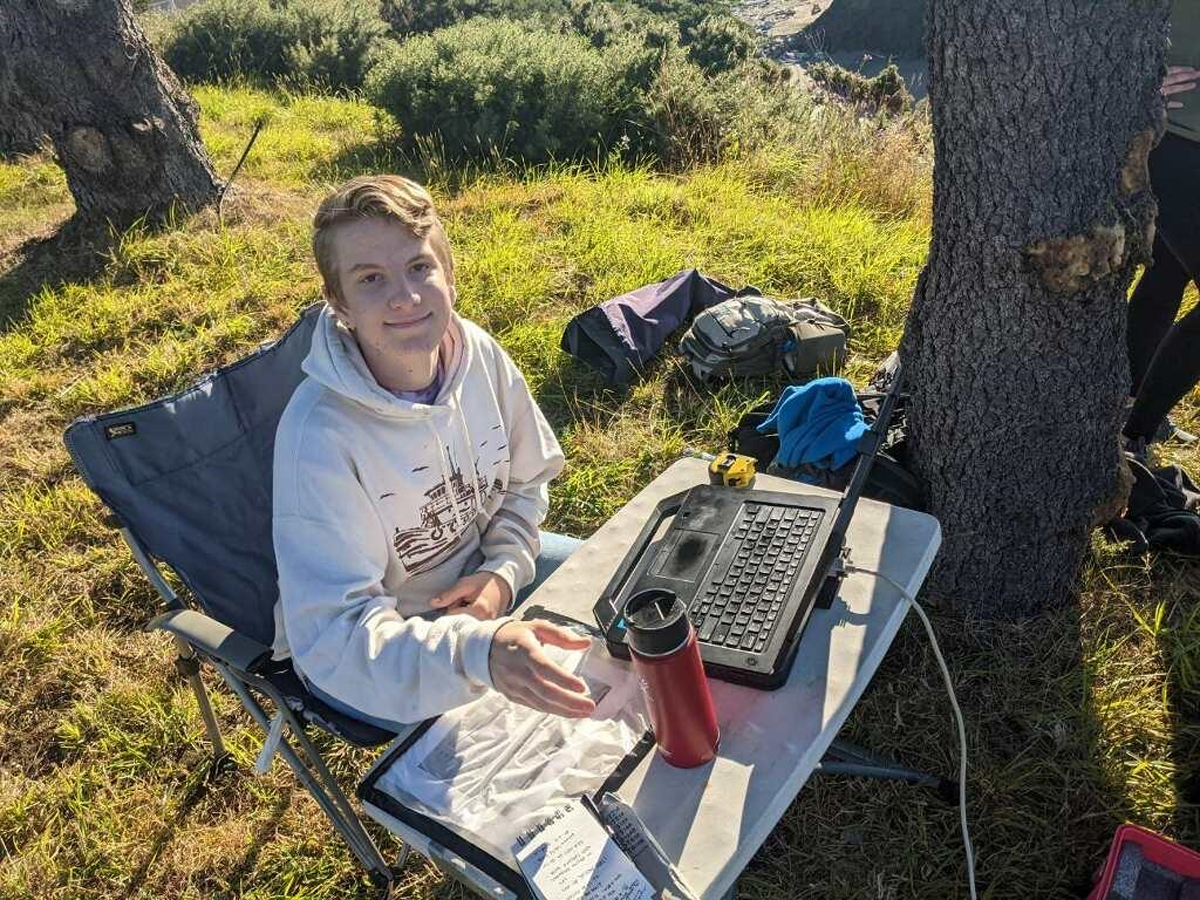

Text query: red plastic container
(1087, 824), (1200, 900)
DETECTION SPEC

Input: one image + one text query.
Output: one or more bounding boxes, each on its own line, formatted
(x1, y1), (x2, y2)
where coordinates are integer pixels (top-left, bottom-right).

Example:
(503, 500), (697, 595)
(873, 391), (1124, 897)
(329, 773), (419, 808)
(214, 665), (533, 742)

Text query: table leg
(819, 738), (958, 804)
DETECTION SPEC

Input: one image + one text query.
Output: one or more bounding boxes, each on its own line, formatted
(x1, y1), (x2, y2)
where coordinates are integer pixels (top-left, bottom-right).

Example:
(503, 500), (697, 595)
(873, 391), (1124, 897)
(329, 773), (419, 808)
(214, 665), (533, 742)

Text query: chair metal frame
(116, 522), (409, 895)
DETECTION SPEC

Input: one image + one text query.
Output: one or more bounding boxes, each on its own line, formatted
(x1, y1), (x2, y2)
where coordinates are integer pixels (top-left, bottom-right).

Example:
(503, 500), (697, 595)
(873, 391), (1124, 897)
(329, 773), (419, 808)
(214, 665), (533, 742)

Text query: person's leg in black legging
(1127, 234), (1189, 397)
(1126, 301), (1200, 439)
(1125, 133), (1200, 441)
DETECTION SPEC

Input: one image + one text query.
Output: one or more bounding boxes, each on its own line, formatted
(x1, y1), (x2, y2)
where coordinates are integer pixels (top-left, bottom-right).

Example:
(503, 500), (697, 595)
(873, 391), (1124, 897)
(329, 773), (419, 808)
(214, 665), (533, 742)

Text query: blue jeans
(305, 531), (582, 731)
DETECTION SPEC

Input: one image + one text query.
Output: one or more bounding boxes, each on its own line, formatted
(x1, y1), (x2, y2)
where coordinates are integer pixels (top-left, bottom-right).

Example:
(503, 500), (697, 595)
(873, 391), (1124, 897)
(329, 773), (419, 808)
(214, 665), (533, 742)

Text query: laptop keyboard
(688, 503), (822, 653)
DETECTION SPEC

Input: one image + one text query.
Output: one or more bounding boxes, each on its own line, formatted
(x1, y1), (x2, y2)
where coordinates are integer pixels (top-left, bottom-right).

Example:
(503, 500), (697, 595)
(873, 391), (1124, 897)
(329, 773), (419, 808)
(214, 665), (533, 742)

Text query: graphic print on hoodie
(393, 441), (506, 574)
(270, 307), (565, 725)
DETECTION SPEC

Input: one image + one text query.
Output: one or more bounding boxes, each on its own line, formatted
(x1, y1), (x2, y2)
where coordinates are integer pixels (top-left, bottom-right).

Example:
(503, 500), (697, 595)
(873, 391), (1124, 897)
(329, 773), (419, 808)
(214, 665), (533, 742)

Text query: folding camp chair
(63, 302), (408, 895)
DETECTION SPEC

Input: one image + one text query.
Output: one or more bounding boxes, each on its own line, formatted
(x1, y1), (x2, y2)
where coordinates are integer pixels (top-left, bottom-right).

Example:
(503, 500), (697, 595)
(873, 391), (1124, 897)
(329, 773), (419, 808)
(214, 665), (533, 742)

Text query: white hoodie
(271, 308), (565, 725)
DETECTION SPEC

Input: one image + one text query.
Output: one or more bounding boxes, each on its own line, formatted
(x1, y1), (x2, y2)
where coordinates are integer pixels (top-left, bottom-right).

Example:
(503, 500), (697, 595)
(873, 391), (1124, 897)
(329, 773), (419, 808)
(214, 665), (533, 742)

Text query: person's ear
(323, 288), (354, 330)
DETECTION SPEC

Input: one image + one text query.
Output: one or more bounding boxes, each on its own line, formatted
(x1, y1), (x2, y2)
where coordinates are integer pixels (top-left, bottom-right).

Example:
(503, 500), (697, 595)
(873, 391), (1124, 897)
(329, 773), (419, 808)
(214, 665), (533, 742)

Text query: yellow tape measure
(708, 452), (757, 488)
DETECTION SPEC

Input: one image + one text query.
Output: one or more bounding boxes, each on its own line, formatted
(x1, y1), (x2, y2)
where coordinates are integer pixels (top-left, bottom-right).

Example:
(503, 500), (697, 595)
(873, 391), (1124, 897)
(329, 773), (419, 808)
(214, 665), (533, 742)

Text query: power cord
(843, 563), (978, 900)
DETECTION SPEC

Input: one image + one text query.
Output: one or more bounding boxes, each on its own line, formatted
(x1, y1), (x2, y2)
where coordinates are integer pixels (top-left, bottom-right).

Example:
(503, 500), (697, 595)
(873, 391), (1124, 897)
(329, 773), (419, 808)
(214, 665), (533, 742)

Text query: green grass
(1, 83), (1197, 899)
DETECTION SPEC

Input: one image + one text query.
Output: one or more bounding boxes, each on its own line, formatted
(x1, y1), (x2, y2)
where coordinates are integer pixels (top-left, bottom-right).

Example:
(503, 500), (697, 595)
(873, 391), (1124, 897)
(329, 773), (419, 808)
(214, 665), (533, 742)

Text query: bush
(684, 13), (757, 74)
(558, 0), (674, 49)
(367, 19), (657, 163)
(807, 62), (914, 116)
(378, 0), (488, 36)
(283, 0), (389, 90)
(377, 0), (752, 74)
(379, 0), (574, 36)
(642, 53), (806, 168)
(366, 14), (808, 169)
(162, 0), (289, 81)
(159, 0), (388, 91)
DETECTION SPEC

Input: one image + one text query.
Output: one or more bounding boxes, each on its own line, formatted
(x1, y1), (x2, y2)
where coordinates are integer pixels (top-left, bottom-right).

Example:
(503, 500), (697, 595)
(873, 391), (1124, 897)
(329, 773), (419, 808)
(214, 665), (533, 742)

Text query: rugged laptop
(593, 365), (904, 689)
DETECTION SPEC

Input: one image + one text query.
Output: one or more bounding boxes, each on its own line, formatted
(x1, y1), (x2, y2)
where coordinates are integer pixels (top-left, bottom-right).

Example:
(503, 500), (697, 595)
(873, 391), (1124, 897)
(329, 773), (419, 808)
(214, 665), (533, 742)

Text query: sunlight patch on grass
(0, 154), (73, 239)
(193, 84), (385, 189)
(0, 156), (68, 211)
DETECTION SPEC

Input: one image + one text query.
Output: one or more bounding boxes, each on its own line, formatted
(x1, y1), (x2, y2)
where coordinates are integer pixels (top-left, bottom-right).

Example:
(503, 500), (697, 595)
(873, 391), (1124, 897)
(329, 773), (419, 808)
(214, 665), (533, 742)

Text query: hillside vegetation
(0, 78), (1198, 899)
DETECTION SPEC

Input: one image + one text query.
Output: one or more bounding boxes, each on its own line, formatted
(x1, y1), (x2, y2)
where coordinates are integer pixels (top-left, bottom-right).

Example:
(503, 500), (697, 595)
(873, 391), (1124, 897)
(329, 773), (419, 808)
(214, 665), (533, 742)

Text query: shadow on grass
(313, 138), (411, 186)
(659, 359), (781, 446)
(736, 593), (1151, 898)
(0, 216), (117, 332)
(119, 759), (289, 900)
(1159, 558), (1200, 841)
(313, 135), (482, 193)
(314, 134), (527, 197)
(213, 786), (297, 900)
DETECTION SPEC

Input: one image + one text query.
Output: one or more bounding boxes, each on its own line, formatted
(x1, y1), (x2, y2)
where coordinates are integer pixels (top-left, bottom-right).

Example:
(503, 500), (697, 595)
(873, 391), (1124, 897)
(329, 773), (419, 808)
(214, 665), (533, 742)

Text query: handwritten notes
(514, 801), (654, 900)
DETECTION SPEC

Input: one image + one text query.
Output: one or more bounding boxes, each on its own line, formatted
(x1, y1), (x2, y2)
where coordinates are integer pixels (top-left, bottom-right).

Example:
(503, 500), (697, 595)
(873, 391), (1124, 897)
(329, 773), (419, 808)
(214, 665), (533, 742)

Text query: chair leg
(173, 636), (228, 763)
(216, 665), (397, 890)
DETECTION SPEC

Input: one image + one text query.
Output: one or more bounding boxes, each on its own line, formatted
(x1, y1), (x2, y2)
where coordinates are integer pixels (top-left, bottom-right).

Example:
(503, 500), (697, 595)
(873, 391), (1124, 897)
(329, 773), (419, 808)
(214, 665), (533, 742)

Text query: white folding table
(361, 458), (942, 899)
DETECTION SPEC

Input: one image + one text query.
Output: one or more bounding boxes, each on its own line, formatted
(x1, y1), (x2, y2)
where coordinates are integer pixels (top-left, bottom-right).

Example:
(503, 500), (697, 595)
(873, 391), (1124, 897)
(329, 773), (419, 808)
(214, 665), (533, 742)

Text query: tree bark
(0, 0), (220, 225)
(1, 116), (43, 158)
(901, 0), (1168, 617)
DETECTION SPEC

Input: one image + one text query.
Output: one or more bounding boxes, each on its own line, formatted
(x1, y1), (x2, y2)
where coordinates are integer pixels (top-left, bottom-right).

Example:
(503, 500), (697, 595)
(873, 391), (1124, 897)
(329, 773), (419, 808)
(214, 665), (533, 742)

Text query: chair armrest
(147, 609), (272, 675)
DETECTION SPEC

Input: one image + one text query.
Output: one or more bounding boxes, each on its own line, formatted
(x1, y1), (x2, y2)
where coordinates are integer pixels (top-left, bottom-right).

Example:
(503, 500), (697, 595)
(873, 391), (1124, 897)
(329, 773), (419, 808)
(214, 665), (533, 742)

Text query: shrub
(641, 53), (806, 168)
(559, 0), (675, 49)
(367, 19), (657, 163)
(162, 0), (290, 81)
(379, 0), (576, 37)
(553, 0), (751, 73)
(159, 0), (388, 91)
(378, 0), (489, 36)
(377, 0), (752, 74)
(282, 0), (389, 90)
(807, 62), (914, 116)
(684, 13), (757, 74)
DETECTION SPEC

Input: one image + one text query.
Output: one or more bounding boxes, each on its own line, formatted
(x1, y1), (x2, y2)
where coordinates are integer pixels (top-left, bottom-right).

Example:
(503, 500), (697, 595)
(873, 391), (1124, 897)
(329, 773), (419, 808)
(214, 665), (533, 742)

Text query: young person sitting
(270, 175), (596, 729)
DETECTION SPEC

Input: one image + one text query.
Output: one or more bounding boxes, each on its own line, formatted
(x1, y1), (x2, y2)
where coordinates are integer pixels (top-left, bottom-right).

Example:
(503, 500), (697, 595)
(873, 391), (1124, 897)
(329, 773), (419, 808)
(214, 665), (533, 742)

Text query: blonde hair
(312, 175), (454, 308)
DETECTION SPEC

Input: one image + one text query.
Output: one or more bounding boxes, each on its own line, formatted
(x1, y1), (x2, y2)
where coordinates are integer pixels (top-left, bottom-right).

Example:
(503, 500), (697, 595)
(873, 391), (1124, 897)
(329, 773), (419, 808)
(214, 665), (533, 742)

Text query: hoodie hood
(302, 305), (468, 417)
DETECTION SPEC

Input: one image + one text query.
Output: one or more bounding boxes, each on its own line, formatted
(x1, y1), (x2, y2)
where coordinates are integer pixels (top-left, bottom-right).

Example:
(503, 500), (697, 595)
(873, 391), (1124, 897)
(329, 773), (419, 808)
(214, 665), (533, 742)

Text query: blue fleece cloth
(757, 377), (866, 470)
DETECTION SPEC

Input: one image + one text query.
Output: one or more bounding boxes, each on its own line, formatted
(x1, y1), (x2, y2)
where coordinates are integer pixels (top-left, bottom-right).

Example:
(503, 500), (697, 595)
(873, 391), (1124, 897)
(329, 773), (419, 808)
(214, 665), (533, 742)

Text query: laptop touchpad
(651, 529), (717, 582)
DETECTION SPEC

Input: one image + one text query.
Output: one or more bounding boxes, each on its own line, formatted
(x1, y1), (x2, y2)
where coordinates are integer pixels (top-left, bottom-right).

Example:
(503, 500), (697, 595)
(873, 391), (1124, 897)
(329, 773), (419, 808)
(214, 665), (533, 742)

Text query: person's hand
(1162, 66), (1200, 109)
(488, 619), (597, 718)
(430, 571), (512, 620)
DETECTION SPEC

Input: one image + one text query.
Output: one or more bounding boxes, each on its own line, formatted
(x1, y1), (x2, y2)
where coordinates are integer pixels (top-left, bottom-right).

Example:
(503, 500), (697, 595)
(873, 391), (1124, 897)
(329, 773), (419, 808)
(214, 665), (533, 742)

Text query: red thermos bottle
(624, 588), (720, 768)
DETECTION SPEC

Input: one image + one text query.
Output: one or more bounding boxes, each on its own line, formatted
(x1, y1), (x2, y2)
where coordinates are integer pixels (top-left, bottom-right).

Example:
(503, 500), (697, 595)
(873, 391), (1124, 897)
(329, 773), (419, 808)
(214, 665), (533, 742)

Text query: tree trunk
(0, 0), (220, 225)
(901, 0), (1168, 617)
(1, 116), (43, 158)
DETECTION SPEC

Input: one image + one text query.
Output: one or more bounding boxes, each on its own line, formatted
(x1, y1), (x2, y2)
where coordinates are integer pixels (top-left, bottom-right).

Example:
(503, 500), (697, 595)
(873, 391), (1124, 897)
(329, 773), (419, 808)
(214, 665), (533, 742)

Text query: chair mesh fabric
(64, 304), (323, 645)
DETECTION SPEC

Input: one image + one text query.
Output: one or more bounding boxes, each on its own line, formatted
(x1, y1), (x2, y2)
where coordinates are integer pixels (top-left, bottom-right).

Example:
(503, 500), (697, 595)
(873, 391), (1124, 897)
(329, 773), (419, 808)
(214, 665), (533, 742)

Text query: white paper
(515, 800), (654, 900)
(373, 639), (649, 862)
